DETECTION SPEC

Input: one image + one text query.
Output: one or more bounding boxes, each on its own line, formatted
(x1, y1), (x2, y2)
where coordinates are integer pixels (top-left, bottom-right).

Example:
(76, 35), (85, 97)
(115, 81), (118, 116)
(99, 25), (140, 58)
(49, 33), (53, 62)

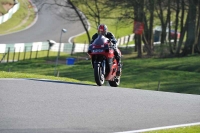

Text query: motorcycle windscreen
(92, 35), (109, 45)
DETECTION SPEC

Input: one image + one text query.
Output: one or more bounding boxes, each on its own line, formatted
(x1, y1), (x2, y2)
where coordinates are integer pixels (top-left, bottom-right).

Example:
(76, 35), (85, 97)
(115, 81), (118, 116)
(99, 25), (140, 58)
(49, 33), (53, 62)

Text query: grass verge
(0, 0), (36, 34)
(145, 125), (200, 133)
(0, 70), (94, 85)
(1, 52), (200, 95)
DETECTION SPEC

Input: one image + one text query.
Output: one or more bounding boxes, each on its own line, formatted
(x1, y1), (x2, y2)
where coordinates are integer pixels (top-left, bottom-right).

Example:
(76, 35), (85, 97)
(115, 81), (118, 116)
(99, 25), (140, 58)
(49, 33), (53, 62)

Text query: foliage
(72, 0), (200, 57)
(71, 0), (133, 44)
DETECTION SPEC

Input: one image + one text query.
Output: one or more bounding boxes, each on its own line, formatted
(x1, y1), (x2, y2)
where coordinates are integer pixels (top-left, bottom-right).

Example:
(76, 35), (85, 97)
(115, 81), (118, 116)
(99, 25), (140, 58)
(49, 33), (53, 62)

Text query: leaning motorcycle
(87, 35), (122, 87)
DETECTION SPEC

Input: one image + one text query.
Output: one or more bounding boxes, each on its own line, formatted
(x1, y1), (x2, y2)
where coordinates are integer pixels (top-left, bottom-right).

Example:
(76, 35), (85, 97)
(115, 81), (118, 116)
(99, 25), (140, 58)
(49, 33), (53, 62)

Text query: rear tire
(109, 76), (120, 87)
(94, 63), (105, 86)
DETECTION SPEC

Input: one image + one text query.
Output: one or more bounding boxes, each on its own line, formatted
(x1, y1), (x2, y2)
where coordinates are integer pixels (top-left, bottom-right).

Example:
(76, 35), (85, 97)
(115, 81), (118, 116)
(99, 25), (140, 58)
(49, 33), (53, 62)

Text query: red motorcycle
(87, 35), (122, 87)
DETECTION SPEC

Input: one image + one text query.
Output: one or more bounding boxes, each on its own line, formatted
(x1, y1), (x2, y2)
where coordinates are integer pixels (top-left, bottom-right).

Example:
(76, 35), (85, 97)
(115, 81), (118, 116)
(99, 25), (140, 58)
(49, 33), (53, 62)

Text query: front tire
(94, 63), (105, 86)
(109, 76), (120, 87)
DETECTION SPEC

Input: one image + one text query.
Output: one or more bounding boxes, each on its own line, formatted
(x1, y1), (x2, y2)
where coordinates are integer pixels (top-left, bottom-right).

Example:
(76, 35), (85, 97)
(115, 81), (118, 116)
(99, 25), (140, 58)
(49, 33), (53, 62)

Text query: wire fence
(0, 42), (89, 63)
(0, 33), (136, 63)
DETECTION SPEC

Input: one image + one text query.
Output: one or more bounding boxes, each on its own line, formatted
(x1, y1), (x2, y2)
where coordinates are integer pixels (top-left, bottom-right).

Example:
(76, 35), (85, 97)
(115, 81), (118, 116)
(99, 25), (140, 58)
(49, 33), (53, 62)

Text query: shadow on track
(23, 78), (96, 86)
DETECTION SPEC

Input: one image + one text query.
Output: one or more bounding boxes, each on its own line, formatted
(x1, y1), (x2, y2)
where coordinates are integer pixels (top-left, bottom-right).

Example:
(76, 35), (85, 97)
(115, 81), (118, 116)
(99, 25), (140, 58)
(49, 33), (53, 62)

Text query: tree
(182, 0), (199, 55)
(143, 0), (155, 56)
(34, 0), (200, 57)
(194, 1), (200, 53)
(176, 0), (187, 55)
(34, 0), (91, 43)
(134, 0), (144, 58)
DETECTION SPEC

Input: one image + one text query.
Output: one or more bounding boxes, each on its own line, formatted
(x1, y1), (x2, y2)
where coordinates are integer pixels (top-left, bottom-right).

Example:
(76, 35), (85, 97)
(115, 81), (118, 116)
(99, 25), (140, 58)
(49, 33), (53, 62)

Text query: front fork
(94, 59), (106, 75)
(102, 60), (106, 75)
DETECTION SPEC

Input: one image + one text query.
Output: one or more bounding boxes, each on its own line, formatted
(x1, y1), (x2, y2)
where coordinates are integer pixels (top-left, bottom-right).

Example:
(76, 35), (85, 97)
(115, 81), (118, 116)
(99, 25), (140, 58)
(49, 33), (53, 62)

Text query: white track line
(115, 122), (200, 133)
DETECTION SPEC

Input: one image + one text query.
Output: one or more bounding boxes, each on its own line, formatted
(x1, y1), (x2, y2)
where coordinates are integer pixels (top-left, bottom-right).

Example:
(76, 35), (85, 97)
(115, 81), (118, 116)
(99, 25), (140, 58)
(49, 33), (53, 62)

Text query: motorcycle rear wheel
(109, 76), (120, 87)
(94, 64), (105, 86)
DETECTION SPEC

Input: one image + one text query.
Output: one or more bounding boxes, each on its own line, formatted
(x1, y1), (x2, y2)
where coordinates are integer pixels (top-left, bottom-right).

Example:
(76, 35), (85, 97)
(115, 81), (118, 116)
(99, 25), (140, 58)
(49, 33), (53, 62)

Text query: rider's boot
(114, 49), (122, 76)
(116, 58), (122, 76)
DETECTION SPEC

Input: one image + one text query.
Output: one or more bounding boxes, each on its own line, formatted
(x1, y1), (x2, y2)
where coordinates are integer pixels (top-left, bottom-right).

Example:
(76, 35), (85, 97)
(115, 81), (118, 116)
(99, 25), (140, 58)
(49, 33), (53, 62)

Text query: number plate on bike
(92, 49), (104, 53)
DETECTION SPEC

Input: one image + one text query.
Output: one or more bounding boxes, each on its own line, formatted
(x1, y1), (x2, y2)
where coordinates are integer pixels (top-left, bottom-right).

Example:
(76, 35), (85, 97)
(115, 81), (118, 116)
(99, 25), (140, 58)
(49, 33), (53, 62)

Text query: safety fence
(0, 0), (20, 24)
(0, 42), (90, 63)
(117, 34), (134, 46)
(0, 33), (136, 63)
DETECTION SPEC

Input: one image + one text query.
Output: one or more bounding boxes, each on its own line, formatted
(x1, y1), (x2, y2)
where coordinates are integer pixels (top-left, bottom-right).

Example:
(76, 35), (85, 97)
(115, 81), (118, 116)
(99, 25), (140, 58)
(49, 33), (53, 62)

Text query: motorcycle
(87, 35), (122, 87)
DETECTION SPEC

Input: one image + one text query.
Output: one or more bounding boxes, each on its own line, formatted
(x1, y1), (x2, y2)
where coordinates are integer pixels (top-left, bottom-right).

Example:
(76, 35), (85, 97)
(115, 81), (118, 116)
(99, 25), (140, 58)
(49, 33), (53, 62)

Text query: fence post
(157, 81), (161, 91)
(83, 41), (86, 52)
(35, 45), (39, 59)
(30, 46), (32, 59)
(126, 35), (131, 49)
(18, 47), (21, 61)
(118, 38), (121, 45)
(7, 47), (10, 63)
(57, 71), (59, 77)
(13, 47), (15, 62)
(71, 42), (75, 55)
(0, 53), (7, 63)
(47, 45), (50, 59)
(24, 46), (26, 60)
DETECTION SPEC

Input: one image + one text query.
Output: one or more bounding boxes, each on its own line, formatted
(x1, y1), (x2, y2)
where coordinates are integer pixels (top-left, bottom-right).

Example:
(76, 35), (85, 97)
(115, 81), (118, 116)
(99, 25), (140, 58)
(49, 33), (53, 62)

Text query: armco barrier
(0, 33), (135, 55)
(0, 42), (73, 54)
(117, 34), (134, 45)
(0, 0), (20, 24)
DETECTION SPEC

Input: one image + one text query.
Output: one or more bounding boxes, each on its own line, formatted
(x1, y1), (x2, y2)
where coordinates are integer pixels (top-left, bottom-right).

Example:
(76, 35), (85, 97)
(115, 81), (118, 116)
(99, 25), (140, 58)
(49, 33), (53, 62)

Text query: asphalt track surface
(0, 79), (200, 133)
(0, 0), (85, 44)
(0, 1), (200, 132)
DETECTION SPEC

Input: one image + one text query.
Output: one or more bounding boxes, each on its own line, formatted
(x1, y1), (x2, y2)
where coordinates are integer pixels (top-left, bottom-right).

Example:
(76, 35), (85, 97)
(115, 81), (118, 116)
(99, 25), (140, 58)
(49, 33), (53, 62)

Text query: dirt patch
(0, 2), (14, 16)
(3, 3), (13, 10)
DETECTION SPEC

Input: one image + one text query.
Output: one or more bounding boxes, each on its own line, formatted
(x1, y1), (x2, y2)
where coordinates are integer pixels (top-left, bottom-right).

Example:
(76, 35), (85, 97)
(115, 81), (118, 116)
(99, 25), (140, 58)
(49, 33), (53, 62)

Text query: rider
(90, 24), (122, 76)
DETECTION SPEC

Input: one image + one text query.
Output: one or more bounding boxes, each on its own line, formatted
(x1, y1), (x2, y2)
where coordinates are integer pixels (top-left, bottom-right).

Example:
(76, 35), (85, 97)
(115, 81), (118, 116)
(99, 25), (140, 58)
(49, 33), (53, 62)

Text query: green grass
(0, 71), (94, 85)
(0, 50), (68, 61)
(1, 52), (200, 95)
(120, 54), (200, 94)
(0, 0), (36, 34)
(145, 125), (200, 133)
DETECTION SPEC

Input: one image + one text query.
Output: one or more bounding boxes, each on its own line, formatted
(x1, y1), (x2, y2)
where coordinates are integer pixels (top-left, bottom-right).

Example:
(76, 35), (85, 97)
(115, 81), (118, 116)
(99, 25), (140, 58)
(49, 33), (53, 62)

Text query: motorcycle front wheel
(94, 63), (105, 86)
(109, 76), (120, 87)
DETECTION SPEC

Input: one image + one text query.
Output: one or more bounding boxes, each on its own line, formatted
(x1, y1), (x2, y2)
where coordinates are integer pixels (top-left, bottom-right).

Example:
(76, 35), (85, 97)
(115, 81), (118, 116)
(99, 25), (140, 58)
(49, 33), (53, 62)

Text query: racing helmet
(97, 24), (107, 35)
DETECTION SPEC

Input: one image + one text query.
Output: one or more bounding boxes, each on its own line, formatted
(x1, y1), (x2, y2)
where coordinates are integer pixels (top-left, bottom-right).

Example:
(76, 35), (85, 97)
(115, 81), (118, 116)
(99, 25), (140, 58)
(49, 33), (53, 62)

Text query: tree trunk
(182, 0), (197, 55)
(174, 0), (180, 50)
(176, 0), (186, 55)
(69, 0), (91, 43)
(167, 0), (173, 54)
(134, 0), (144, 58)
(194, 1), (200, 53)
(145, 0), (154, 56)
